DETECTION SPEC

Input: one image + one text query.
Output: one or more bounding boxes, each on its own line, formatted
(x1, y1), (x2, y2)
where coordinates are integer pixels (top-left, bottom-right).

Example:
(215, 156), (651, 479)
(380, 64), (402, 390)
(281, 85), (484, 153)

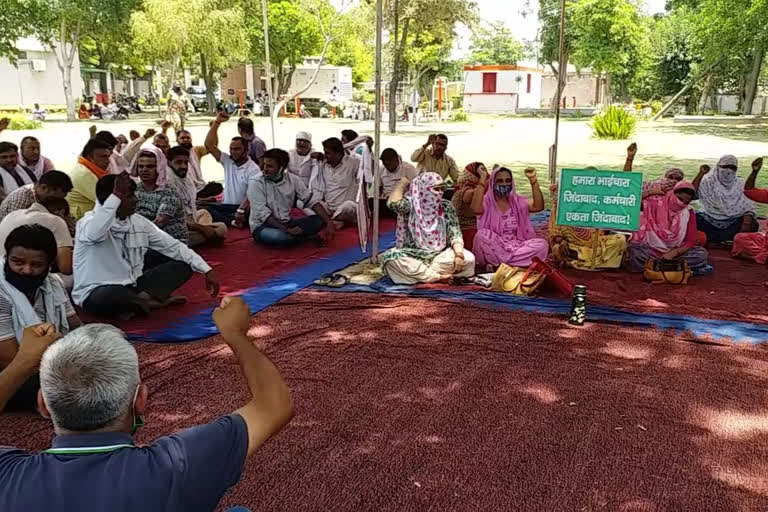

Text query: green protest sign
(556, 169), (642, 231)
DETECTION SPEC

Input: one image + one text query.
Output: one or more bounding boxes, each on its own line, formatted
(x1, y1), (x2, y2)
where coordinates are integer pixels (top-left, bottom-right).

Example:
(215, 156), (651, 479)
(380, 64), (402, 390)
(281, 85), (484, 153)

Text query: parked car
(187, 86), (208, 112)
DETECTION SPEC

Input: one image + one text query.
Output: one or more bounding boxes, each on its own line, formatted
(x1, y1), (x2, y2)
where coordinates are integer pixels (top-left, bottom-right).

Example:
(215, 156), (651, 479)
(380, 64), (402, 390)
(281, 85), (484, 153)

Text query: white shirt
(219, 153), (261, 205)
(311, 156), (359, 212)
(288, 149), (314, 187)
(380, 161), (418, 197)
(72, 195), (212, 306)
(248, 173), (317, 227)
(0, 165), (35, 196)
(0, 203), (73, 258)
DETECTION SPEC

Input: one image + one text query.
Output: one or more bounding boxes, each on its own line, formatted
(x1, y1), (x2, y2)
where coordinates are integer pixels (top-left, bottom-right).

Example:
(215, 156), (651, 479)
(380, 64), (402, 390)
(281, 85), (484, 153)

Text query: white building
(0, 38), (82, 107)
(288, 60), (353, 102)
(462, 63), (543, 114)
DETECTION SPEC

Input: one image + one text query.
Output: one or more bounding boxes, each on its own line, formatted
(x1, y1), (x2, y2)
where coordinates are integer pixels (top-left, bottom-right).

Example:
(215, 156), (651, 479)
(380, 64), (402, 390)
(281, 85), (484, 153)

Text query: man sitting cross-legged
(0, 224), (81, 412)
(0, 296), (294, 512)
(0, 198), (74, 289)
(166, 145), (228, 247)
(201, 112), (261, 228)
(250, 148), (335, 247)
(72, 173), (220, 319)
(309, 137), (359, 229)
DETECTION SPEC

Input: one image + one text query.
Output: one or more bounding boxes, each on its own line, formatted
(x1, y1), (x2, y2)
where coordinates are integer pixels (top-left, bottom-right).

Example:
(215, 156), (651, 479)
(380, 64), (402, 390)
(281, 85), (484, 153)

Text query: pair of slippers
(314, 274), (350, 288)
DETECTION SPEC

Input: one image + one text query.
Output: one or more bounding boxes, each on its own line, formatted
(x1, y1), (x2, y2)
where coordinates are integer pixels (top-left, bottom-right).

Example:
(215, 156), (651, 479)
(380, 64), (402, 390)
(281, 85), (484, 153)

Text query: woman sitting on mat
(731, 157), (768, 263)
(471, 166), (548, 272)
(451, 162), (487, 248)
(626, 181), (709, 273)
(549, 182), (628, 270)
(694, 155), (757, 244)
(381, 172), (475, 285)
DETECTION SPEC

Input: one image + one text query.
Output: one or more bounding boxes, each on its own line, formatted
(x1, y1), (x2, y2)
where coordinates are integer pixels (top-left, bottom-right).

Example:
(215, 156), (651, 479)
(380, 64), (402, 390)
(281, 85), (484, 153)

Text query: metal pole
(551, 0), (567, 184)
(371, 0), (384, 262)
(261, 0), (276, 146)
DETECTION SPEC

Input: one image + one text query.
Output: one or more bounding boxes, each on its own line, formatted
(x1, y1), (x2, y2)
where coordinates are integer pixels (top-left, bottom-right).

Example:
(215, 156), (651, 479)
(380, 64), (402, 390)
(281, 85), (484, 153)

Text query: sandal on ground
(327, 274), (349, 288)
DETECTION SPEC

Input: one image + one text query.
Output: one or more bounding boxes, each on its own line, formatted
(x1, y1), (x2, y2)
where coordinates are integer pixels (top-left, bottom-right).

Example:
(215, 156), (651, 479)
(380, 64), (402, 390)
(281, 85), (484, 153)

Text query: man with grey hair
(0, 296), (293, 512)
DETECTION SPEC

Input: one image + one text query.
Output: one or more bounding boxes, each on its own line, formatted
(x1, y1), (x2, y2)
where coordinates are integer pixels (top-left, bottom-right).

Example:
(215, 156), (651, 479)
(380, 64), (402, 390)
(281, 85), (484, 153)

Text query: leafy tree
(34, 0), (134, 120)
(192, 0), (250, 113)
(695, 0), (768, 114)
(131, 0), (194, 93)
(468, 20), (524, 65)
(325, 4), (375, 85)
(0, 0), (45, 62)
(244, 0), (325, 98)
(373, 0), (476, 133)
(533, 0), (576, 111)
(568, 0), (647, 102)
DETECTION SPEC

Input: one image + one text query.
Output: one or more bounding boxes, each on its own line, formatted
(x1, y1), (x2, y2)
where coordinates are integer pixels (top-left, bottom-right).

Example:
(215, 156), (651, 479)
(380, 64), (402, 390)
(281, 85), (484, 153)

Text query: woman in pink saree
(470, 166), (549, 271)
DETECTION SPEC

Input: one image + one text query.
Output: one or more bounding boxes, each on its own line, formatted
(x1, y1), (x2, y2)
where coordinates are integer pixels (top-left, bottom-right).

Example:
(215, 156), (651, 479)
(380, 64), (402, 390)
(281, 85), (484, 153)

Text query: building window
(482, 72), (497, 93)
(526, 74), (532, 93)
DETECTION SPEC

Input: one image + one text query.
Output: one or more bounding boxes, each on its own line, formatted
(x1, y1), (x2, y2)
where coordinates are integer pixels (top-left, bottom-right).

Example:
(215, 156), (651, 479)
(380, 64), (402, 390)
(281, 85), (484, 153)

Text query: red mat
(5, 291), (768, 511)
(79, 219), (396, 333)
(557, 247), (768, 326)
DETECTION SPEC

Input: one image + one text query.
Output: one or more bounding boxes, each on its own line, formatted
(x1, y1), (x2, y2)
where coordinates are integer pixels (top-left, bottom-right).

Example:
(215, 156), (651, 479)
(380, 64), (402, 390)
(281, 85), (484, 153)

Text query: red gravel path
(3, 290), (768, 511)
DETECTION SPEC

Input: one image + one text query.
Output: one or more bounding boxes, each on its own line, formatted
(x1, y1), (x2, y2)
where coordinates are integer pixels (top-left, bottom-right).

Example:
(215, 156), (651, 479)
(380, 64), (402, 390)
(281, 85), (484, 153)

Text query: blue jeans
(226, 508), (251, 512)
(253, 215), (325, 247)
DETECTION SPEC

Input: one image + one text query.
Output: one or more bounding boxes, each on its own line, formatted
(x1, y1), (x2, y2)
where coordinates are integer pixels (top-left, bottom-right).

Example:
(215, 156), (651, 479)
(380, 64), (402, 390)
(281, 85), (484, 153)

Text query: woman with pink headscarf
(627, 181), (709, 272)
(470, 167), (548, 271)
(132, 146), (189, 248)
(381, 172), (476, 284)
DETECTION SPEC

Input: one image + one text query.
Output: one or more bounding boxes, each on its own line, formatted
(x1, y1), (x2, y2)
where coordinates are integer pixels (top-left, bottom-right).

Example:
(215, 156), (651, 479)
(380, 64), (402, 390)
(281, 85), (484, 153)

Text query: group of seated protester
(3, 119), (768, 335)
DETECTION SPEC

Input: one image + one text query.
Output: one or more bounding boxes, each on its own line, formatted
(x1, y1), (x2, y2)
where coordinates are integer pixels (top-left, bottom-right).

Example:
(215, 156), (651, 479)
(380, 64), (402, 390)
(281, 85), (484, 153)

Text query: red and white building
(462, 63), (543, 114)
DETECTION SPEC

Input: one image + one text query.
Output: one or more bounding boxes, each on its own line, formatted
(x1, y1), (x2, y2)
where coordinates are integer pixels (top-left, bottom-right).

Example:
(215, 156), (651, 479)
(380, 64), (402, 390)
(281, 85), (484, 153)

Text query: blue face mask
(494, 184), (513, 197)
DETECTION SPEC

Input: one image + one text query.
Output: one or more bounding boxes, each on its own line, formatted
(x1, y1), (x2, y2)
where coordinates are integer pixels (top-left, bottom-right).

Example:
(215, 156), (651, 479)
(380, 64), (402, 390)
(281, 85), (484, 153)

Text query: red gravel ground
(3, 290), (768, 511)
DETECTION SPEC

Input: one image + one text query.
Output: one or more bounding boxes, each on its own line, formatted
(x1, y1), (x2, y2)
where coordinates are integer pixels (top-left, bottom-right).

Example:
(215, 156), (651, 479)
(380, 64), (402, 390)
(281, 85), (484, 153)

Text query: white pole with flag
(371, 0), (384, 261)
(261, 0), (276, 146)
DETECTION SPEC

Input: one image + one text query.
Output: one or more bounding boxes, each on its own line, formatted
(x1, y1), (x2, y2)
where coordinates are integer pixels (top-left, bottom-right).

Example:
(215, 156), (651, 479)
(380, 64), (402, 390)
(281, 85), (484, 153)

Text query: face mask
(718, 168), (737, 186)
(266, 169), (284, 183)
(494, 184), (513, 197)
(4, 261), (47, 298)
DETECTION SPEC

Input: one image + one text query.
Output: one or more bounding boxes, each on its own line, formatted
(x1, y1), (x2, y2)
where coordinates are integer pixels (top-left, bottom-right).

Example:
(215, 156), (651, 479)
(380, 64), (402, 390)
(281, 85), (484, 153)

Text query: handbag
(643, 258), (691, 285)
(491, 263), (547, 296)
(530, 257), (574, 297)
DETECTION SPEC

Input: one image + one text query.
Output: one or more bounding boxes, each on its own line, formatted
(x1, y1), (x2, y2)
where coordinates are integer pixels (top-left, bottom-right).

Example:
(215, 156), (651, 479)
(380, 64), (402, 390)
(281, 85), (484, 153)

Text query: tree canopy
(468, 21), (524, 66)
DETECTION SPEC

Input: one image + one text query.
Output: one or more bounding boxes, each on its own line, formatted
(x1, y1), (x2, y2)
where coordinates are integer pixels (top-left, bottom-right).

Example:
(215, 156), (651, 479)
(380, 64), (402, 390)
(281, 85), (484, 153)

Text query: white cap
(296, 131), (312, 142)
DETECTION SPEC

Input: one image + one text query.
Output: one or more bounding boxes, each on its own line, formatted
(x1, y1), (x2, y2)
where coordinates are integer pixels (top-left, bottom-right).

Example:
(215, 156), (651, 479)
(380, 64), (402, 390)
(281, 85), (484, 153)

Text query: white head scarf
(407, 172), (446, 252)
(698, 155), (755, 220)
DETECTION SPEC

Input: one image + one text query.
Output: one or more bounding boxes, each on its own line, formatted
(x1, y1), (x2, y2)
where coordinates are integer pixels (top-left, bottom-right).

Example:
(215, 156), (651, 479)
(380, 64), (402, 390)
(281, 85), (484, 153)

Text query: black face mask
(4, 261), (47, 299)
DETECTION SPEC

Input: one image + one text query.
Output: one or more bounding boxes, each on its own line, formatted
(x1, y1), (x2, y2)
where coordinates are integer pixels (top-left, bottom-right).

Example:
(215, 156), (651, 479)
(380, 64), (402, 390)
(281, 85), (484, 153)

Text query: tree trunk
(169, 54), (180, 93)
(603, 74), (612, 105)
(201, 53), (217, 114)
(62, 60), (75, 122)
(52, 26), (77, 122)
(743, 43), (764, 115)
(549, 60), (568, 113)
(388, 0), (409, 133)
